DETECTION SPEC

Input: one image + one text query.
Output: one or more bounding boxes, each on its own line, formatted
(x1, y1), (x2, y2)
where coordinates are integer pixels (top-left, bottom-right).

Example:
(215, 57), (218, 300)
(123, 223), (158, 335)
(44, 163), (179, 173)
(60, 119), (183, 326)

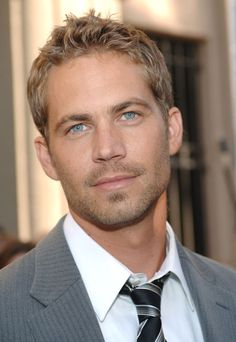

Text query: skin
(35, 52), (182, 278)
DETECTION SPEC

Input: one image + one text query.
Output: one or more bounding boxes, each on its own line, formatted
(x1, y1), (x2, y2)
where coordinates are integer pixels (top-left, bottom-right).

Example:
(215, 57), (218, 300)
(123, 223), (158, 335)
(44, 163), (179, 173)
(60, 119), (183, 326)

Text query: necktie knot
(129, 281), (164, 322)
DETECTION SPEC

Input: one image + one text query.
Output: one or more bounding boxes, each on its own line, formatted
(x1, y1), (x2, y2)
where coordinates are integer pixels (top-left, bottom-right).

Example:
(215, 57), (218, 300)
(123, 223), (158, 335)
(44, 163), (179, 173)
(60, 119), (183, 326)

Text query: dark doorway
(147, 34), (205, 254)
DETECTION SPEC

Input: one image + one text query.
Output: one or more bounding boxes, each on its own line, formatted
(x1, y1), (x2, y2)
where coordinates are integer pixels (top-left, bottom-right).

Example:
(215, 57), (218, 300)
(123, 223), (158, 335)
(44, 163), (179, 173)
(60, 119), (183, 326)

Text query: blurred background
(1, 0), (236, 268)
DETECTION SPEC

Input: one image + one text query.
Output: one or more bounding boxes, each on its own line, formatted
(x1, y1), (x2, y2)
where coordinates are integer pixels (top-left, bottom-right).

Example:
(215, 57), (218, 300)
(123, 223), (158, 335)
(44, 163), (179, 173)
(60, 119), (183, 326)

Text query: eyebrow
(109, 97), (153, 114)
(54, 113), (93, 133)
(54, 97), (153, 132)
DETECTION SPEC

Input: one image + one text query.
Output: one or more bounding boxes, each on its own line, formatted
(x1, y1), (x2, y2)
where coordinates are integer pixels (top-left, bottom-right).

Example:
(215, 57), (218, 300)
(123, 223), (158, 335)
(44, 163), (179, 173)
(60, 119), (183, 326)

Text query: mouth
(93, 174), (138, 191)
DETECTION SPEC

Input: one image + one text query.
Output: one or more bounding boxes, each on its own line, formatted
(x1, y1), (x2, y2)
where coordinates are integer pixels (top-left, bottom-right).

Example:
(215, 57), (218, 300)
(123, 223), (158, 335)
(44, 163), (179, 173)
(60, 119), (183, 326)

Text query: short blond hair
(27, 10), (173, 138)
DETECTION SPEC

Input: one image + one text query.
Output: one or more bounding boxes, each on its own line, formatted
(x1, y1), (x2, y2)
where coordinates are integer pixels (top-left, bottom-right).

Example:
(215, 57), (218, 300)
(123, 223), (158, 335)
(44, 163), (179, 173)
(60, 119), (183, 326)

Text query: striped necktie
(121, 274), (169, 342)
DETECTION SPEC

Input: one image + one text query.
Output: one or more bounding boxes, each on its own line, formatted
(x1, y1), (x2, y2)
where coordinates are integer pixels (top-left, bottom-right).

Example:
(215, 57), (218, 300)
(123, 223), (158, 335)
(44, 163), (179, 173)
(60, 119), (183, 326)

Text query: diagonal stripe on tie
(120, 273), (169, 342)
(136, 304), (160, 317)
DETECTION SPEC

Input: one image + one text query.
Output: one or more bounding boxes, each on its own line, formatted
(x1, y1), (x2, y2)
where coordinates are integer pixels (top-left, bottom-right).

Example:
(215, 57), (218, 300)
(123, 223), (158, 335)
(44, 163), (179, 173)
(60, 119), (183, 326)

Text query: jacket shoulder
(180, 244), (236, 293)
(0, 247), (37, 305)
(0, 248), (42, 341)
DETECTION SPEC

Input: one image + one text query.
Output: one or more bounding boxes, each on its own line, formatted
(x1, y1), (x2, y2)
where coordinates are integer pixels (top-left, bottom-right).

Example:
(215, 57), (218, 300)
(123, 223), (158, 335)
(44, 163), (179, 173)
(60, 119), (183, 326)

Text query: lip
(93, 174), (137, 191)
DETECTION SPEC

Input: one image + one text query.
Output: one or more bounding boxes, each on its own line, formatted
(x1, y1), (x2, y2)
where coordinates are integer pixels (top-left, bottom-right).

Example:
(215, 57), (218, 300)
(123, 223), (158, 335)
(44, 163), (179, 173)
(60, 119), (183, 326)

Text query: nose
(92, 123), (126, 163)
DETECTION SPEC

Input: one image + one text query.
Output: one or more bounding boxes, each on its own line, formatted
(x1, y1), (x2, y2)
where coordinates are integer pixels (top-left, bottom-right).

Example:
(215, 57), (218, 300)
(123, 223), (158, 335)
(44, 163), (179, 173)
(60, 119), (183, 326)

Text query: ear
(168, 107), (183, 155)
(34, 136), (59, 181)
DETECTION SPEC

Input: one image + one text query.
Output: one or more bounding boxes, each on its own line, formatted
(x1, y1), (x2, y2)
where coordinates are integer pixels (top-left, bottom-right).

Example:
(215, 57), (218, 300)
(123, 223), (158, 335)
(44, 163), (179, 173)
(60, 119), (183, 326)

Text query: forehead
(47, 51), (148, 86)
(46, 52), (154, 115)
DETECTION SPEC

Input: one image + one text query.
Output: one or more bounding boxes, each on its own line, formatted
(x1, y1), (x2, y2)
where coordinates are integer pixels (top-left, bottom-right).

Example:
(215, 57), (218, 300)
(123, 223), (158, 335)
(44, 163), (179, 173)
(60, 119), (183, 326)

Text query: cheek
(130, 127), (167, 158)
(50, 145), (88, 181)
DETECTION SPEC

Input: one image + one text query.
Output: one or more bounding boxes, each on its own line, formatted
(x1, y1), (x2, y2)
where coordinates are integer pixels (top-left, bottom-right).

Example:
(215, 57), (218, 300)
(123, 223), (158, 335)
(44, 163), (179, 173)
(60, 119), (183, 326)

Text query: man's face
(36, 52), (182, 229)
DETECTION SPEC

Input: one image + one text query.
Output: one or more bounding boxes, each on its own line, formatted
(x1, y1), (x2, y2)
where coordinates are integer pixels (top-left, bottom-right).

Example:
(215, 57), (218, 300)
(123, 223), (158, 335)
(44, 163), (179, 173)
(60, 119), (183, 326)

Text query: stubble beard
(58, 152), (171, 231)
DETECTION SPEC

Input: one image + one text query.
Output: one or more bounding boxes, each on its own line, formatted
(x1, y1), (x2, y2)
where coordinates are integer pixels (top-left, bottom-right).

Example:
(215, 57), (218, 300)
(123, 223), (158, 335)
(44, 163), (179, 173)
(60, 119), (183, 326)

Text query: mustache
(85, 162), (146, 186)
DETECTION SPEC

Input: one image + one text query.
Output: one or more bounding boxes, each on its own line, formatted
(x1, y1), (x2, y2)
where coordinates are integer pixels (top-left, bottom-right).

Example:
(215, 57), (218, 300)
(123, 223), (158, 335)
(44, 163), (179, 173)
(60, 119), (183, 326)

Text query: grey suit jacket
(0, 217), (236, 341)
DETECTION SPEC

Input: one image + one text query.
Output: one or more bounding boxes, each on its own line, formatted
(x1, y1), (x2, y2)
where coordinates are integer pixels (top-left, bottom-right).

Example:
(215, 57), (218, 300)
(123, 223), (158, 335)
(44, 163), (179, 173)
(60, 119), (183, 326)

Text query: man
(0, 11), (236, 342)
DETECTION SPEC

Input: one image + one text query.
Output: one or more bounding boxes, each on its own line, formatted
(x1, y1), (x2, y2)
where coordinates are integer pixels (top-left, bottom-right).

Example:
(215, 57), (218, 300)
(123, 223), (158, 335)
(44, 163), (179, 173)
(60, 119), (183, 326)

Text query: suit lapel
(177, 240), (236, 341)
(28, 217), (104, 342)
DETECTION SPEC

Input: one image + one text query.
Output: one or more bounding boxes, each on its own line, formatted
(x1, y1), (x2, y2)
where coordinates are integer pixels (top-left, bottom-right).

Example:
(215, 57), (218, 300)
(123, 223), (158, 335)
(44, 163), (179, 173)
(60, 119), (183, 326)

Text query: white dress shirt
(63, 213), (204, 342)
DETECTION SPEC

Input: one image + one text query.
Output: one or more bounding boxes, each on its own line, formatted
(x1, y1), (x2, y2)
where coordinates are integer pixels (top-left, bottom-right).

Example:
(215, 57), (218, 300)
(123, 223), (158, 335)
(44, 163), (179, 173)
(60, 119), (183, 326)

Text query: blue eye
(121, 111), (137, 121)
(70, 123), (87, 133)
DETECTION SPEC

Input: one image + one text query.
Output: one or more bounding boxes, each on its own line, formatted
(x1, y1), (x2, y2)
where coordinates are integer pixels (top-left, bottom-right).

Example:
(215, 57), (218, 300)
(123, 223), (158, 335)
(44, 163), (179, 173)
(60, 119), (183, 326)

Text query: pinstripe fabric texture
(0, 217), (104, 342)
(122, 275), (169, 341)
(0, 217), (236, 341)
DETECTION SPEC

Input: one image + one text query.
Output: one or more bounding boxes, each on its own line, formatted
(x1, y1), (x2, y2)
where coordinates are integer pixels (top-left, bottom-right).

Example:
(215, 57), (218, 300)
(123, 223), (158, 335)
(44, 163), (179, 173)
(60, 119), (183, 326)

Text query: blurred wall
(0, 1), (18, 235)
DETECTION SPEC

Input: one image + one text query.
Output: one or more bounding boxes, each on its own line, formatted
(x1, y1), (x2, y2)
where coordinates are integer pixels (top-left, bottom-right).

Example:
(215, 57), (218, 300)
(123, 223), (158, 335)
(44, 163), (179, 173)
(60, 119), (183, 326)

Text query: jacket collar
(176, 239), (236, 341)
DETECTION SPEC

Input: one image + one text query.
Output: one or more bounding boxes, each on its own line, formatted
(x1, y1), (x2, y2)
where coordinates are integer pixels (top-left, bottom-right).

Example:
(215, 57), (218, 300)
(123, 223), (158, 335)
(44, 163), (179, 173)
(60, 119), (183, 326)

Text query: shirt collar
(153, 222), (195, 311)
(63, 214), (131, 321)
(63, 214), (194, 322)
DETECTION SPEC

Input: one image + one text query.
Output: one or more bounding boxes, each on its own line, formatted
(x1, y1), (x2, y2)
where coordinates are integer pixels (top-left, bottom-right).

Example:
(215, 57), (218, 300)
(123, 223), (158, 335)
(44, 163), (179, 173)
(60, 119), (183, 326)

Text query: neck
(71, 192), (167, 279)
